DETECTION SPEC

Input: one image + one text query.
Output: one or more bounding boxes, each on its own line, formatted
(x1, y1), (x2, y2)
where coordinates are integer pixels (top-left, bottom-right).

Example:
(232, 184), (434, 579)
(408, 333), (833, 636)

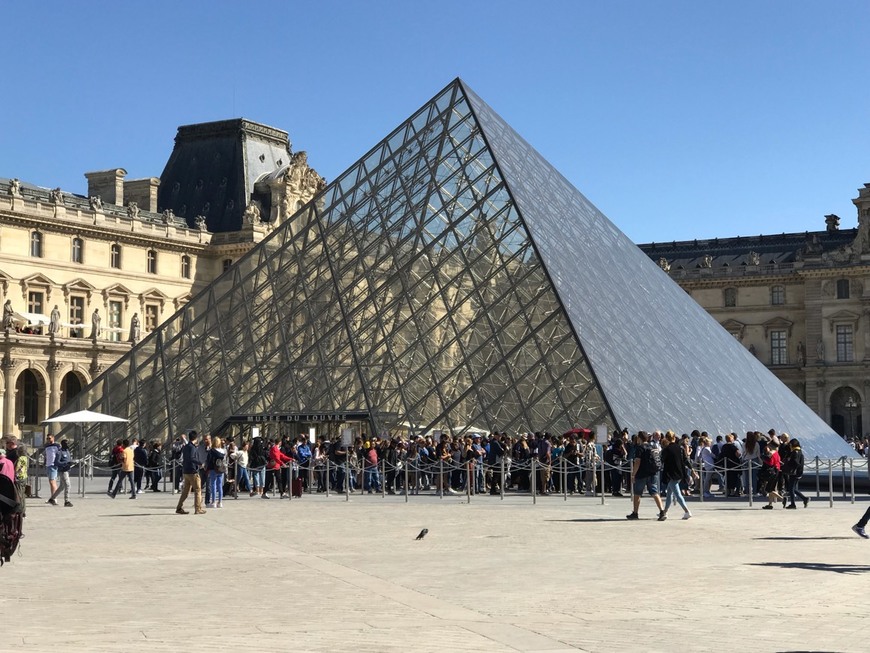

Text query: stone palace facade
(0, 119), (323, 440)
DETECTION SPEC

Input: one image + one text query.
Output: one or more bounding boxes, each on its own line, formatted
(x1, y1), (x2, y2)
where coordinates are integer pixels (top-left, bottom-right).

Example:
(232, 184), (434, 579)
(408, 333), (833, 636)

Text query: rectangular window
(30, 232), (42, 257)
(27, 291), (43, 314)
(836, 325), (854, 362)
(144, 304), (158, 332)
(108, 300), (122, 343)
(771, 285), (785, 305)
(770, 330), (788, 365)
(72, 238), (84, 264)
(69, 296), (85, 338)
(111, 244), (121, 269)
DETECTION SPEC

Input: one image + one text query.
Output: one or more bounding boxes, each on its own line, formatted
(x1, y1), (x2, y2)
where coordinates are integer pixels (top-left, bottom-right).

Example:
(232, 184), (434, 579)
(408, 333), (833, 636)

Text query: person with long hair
(206, 436), (227, 509)
(659, 431), (692, 521)
(782, 437), (809, 509)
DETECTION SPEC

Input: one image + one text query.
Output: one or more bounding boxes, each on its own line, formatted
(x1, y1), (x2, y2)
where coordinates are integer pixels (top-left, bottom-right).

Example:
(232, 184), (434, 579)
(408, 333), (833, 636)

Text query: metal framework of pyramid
(56, 79), (854, 458)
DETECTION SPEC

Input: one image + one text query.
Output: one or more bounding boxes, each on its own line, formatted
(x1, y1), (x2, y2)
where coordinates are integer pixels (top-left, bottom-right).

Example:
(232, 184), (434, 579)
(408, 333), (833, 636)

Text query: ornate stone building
(0, 119), (324, 441)
(639, 183), (870, 439)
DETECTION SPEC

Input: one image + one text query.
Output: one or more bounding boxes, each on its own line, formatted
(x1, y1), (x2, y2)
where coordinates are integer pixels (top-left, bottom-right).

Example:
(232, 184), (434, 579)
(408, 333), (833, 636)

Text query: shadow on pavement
(546, 518), (636, 523)
(749, 561), (870, 575)
(753, 536), (854, 541)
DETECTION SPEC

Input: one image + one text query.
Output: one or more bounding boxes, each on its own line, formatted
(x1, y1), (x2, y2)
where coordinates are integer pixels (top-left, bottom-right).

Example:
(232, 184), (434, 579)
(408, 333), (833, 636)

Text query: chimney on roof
(84, 169), (126, 206)
(124, 177), (160, 212)
(825, 214), (840, 233)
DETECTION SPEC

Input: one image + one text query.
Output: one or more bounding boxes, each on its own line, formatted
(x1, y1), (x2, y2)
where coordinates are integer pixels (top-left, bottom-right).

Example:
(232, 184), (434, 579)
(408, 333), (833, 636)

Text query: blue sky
(2, 1), (869, 243)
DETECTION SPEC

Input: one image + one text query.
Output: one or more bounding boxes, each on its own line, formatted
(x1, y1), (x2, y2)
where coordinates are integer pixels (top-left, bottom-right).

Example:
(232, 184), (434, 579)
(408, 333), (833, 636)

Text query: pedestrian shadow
(546, 518), (634, 523)
(753, 536), (853, 541)
(748, 561), (870, 575)
(98, 513), (168, 518)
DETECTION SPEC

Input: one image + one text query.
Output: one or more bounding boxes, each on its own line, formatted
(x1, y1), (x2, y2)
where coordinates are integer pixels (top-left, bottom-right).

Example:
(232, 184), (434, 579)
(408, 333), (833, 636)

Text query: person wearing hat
(176, 431), (206, 515)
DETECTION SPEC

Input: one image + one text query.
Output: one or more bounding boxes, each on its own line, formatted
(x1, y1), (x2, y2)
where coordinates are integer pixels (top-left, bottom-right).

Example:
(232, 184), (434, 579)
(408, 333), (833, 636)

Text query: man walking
(626, 431), (665, 520)
(176, 431), (206, 515)
(44, 434), (60, 498)
(110, 439), (137, 499)
(46, 439), (74, 507)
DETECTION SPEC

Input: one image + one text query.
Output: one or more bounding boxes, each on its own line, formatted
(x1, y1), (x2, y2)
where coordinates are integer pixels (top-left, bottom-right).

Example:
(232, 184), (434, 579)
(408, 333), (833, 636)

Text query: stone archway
(15, 367), (47, 430)
(830, 386), (862, 439)
(60, 370), (86, 408)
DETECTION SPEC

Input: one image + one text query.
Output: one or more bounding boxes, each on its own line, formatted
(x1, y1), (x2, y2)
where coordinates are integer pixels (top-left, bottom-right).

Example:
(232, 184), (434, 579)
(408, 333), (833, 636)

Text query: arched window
(30, 231), (42, 257)
(71, 237), (84, 264)
(181, 255), (191, 279)
(836, 279), (850, 299)
(770, 285), (785, 305)
(723, 287), (737, 308)
(147, 249), (157, 274)
(111, 244), (122, 269)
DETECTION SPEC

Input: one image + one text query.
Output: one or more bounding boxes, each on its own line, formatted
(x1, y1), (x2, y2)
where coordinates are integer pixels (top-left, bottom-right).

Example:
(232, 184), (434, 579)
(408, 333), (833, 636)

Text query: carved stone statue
(825, 214), (840, 233)
(855, 211), (870, 254)
(748, 344), (757, 357)
(796, 341), (805, 367)
(88, 196), (103, 211)
(700, 254), (713, 269)
(657, 257), (671, 272)
(127, 202), (140, 219)
(194, 215), (208, 232)
(243, 200), (262, 225)
(816, 337), (824, 362)
(49, 188), (64, 205)
(747, 251), (761, 266)
(90, 309), (101, 341)
(2, 300), (13, 330)
(49, 305), (61, 336)
(161, 209), (175, 224)
(7, 179), (21, 197)
(128, 313), (140, 344)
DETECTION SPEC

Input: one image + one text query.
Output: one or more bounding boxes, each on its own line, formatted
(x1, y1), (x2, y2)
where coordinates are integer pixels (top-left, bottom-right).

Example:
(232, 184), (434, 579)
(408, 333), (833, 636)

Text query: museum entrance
(217, 410), (373, 444)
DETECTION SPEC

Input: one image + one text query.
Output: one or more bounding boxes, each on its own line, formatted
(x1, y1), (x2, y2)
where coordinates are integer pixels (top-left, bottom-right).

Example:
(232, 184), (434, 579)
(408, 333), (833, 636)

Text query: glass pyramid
(56, 79), (854, 459)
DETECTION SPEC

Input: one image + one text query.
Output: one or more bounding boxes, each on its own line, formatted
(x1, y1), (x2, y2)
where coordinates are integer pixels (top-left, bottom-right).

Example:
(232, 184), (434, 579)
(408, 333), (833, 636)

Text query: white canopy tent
(43, 409), (128, 424)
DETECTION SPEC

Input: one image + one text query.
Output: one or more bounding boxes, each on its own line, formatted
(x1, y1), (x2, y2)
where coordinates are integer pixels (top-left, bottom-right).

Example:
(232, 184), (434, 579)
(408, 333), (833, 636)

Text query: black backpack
(0, 475), (23, 565)
(638, 444), (661, 477)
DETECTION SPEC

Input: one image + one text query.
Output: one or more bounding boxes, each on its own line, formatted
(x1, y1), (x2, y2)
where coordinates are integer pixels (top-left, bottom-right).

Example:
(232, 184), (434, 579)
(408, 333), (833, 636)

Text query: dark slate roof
(158, 119), (291, 233)
(638, 228), (857, 271)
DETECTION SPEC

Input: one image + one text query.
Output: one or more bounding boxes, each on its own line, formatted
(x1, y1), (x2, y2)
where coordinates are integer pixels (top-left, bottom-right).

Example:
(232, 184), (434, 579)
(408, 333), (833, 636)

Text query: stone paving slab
(3, 488), (869, 652)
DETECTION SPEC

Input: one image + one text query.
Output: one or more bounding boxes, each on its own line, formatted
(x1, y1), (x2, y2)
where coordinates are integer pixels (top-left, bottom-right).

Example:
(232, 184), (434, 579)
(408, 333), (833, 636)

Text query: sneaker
(194, 509), (207, 515)
(626, 512), (639, 520)
(762, 504), (773, 510)
(129, 494), (137, 499)
(682, 511), (692, 520)
(852, 524), (868, 539)
(785, 504), (797, 510)
(803, 497), (809, 508)
(658, 512), (668, 521)
(64, 501), (73, 508)
(206, 503), (215, 508)
(46, 499), (57, 506)
(176, 508), (189, 515)
(261, 494), (270, 499)
(217, 502), (223, 508)
(703, 492), (714, 499)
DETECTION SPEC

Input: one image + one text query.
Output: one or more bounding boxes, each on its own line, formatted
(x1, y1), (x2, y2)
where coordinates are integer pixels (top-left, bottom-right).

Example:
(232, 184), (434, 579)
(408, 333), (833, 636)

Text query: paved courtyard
(4, 486), (869, 652)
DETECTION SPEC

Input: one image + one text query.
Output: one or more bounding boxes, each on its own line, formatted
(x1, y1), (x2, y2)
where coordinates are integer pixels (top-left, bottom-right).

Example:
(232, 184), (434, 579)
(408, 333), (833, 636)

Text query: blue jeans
(236, 466), (250, 492)
(111, 471), (136, 497)
(250, 468), (265, 490)
(786, 476), (806, 505)
(208, 471), (224, 504)
(664, 479), (689, 512)
(364, 467), (381, 492)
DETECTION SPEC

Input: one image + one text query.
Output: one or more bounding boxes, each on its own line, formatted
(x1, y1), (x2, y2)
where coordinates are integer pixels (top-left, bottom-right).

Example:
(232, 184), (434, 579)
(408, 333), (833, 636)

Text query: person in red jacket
(760, 439), (784, 509)
(264, 439), (292, 498)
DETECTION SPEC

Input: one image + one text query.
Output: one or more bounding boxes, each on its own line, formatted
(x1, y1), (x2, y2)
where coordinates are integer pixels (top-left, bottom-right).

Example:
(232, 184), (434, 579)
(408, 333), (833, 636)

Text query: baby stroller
(0, 475), (23, 565)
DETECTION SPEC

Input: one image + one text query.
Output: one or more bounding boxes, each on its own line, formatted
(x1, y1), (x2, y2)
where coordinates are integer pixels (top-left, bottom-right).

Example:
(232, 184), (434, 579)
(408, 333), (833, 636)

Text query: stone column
(863, 308), (870, 361)
(48, 361), (61, 415)
(815, 379), (827, 423)
(2, 357), (15, 437)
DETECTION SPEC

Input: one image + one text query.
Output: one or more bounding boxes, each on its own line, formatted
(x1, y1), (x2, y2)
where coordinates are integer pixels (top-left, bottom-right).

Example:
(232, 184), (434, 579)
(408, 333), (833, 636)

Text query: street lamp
(844, 396), (858, 439)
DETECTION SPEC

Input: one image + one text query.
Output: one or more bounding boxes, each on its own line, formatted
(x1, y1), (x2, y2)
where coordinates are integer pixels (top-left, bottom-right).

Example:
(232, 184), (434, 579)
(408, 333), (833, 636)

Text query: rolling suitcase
(292, 477), (303, 498)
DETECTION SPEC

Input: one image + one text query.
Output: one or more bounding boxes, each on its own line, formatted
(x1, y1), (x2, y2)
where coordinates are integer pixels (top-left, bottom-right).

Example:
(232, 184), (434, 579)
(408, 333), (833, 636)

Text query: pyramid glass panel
(53, 79), (853, 459)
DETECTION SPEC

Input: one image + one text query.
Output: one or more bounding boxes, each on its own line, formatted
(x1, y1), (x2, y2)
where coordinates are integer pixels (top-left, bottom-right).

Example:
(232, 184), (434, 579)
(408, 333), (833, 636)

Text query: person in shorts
(43, 434), (60, 497)
(626, 431), (665, 520)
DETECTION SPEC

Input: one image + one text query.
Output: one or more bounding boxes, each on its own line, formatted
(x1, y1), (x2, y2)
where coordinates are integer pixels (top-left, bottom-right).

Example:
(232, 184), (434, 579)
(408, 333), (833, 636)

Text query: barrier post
(404, 460), (409, 504)
(33, 455), (41, 499)
(439, 459), (444, 498)
(466, 461), (472, 504)
(841, 457), (847, 499)
(563, 457), (568, 501)
(747, 461), (753, 508)
(345, 462), (350, 502)
(600, 452), (605, 506)
(850, 458), (855, 504)
(171, 456), (177, 495)
(531, 458), (537, 505)
(828, 459), (834, 508)
(233, 458), (239, 499)
(500, 456), (505, 501)
(381, 458), (386, 498)
(287, 465), (292, 502)
(699, 462), (705, 503)
(79, 457), (84, 497)
(815, 456), (820, 498)
(326, 458), (330, 498)
(308, 460), (313, 495)
(162, 456), (168, 493)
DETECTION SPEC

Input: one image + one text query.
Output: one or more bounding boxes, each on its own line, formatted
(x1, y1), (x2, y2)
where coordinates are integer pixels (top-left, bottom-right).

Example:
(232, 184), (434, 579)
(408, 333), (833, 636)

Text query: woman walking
(782, 437), (809, 509)
(759, 440), (784, 509)
(206, 436), (227, 508)
(659, 431), (692, 521)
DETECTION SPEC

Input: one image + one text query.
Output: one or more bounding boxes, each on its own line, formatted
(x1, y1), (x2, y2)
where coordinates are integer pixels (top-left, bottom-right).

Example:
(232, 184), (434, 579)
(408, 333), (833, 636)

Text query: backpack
(212, 452), (227, 474)
(0, 475), (23, 565)
(56, 449), (72, 473)
(638, 444), (661, 477)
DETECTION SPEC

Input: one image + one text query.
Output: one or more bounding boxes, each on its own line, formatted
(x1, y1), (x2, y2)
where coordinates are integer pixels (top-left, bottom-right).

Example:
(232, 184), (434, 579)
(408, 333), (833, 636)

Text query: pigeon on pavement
(415, 528), (429, 540)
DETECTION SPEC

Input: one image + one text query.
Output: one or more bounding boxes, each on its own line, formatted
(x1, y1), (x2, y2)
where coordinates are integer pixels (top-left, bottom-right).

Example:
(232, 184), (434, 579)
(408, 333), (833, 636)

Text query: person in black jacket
(659, 431), (692, 521)
(147, 441), (164, 491)
(783, 437), (809, 509)
(719, 434), (742, 497)
(133, 439), (148, 494)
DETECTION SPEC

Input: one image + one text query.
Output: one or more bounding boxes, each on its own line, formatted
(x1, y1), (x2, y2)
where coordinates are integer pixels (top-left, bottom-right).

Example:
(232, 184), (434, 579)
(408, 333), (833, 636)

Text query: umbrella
(43, 409), (128, 424)
(563, 427), (593, 437)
